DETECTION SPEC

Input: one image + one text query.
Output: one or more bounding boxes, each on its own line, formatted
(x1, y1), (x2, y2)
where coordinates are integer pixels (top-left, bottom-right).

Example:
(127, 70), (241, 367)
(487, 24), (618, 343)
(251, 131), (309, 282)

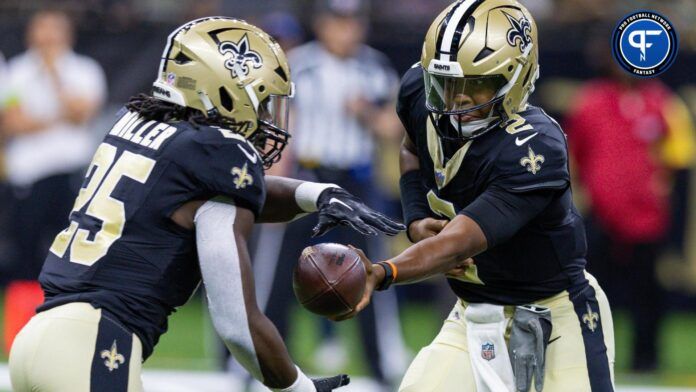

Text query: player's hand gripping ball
(293, 243), (367, 318)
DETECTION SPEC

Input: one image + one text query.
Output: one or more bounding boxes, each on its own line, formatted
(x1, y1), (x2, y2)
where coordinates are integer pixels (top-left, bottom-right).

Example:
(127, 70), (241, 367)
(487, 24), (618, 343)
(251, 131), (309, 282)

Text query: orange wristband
(375, 260), (396, 291)
(385, 260), (398, 282)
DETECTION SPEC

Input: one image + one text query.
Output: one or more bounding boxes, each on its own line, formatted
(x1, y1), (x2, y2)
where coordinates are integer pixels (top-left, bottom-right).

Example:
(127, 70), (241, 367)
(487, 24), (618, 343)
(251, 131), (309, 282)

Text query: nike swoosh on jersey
(237, 144), (258, 164)
(515, 132), (538, 146)
(329, 198), (354, 211)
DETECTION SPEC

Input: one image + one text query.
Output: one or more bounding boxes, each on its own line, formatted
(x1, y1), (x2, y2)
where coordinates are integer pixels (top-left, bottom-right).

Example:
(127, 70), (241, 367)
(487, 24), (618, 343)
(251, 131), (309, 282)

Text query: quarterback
(8, 18), (403, 392)
(341, 1), (615, 391)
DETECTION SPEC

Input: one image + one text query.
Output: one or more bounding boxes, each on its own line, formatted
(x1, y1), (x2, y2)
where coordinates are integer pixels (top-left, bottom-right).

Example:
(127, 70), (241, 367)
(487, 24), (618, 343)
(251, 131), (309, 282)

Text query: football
(293, 243), (367, 318)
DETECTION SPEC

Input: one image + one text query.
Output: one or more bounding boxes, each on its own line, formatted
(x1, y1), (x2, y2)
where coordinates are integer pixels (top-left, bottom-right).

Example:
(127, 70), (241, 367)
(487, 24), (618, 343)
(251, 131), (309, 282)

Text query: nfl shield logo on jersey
(435, 169), (446, 188)
(481, 341), (495, 361)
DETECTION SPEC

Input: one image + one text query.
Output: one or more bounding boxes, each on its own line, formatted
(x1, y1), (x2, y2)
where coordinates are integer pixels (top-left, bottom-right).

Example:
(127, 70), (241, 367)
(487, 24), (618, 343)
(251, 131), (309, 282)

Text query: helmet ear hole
(174, 52), (192, 65)
(521, 68), (532, 86)
(474, 47), (495, 63)
(259, 85), (266, 93)
(219, 86), (233, 112)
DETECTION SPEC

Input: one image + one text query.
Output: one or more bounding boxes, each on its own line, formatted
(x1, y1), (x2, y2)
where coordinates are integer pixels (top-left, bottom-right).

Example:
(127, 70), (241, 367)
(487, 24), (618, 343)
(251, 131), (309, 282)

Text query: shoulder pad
(397, 66), (426, 142)
(397, 67), (424, 113)
(399, 66), (424, 96)
(491, 115), (569, 193)
(170, 125), (266, 215)
(196, 125), (260, 157)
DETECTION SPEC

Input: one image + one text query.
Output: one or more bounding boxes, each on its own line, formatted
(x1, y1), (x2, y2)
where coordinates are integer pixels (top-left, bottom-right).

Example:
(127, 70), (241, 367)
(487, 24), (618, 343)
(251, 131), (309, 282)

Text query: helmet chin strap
(449, 108), (499, 138)
(197, 91), (219, 118)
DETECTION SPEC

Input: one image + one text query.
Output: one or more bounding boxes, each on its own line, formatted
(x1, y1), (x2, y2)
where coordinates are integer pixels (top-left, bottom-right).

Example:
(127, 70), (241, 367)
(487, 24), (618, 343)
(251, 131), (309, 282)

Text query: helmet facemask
(424, 70), (507, 140)
(251, 88), (293, 168)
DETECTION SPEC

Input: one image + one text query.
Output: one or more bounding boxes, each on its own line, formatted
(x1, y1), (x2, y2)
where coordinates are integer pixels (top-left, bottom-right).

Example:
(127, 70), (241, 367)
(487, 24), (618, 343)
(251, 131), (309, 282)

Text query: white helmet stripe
(438, 0), (477, 62)
(157, 16), (240, 77)
(157, 18), (204, 77)
(244, 83), (260, 111)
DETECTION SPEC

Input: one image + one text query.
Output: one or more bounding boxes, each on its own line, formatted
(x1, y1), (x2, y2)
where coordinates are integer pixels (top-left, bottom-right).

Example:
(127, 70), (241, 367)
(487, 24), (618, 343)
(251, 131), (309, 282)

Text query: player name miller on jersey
(108, 111), (178, 150)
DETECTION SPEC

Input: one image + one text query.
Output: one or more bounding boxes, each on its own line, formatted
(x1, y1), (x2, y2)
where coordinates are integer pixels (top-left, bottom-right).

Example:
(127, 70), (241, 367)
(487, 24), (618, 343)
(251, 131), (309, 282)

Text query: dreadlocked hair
(125, 94), (230, 129)
(125, 94), (289, 169)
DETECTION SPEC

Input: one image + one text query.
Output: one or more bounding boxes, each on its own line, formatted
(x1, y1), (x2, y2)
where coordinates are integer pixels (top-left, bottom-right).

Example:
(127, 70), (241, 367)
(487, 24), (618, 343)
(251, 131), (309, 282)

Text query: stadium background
(0, 0), (696, 390)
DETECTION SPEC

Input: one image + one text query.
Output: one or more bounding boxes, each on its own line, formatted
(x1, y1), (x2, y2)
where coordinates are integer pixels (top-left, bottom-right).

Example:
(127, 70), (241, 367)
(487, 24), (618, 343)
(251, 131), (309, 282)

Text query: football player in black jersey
(8, 18), (404, 392)
(338, 1), (615, 391)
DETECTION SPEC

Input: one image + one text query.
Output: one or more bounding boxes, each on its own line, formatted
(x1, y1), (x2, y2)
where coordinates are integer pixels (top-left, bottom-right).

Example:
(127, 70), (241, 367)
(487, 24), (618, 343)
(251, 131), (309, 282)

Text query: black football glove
(313, 187), (406, 237)
(312, 374), (350, 391)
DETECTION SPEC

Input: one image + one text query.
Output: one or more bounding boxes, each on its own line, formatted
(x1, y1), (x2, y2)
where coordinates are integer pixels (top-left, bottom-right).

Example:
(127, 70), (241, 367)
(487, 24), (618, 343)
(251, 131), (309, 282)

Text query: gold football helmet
(421, 0), (539, 138)
(153, 17), (293, 167)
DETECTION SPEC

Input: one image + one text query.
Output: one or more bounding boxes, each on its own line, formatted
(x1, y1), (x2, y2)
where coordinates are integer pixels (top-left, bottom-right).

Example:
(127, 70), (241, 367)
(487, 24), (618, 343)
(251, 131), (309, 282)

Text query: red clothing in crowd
(565, 79), (672, 242)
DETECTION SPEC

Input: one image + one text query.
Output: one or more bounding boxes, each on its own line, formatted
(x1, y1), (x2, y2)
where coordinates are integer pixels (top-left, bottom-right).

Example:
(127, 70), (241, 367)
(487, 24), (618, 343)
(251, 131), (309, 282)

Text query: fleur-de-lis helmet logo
(219, 34), (263, 78)
(504, 12), (533, 52)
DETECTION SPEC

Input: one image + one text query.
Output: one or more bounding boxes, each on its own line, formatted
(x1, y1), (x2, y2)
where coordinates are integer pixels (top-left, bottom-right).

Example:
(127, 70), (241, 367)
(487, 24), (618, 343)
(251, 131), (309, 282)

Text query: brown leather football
(293, 243), (367, 318)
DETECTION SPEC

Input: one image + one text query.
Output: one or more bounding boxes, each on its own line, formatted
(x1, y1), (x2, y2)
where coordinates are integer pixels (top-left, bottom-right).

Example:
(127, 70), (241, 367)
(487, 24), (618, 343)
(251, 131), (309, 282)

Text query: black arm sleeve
(459, 187), (557, 248)
(400, 170), (432, 230)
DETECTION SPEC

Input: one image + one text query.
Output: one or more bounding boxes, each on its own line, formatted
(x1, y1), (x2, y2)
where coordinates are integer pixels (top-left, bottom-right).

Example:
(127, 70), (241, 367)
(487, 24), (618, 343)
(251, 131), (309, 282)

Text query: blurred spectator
(0, 51), (6, 92)
(1, 9), (106, 350)
(251, 0), (407, 388)
(0, 50), (6, 140)
(0, 51), (11, 287)
(260, 12), (304, 55)
(566, 50), (696, 371)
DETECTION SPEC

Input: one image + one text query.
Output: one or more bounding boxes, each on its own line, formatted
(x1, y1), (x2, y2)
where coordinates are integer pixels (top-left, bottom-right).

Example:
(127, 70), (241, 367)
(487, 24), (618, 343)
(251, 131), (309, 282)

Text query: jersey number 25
(49, 143), (155, 266)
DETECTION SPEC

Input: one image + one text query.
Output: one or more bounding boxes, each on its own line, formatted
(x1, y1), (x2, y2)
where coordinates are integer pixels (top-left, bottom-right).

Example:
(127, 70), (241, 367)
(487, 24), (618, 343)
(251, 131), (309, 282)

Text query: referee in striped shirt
(254, 0), (408, 389)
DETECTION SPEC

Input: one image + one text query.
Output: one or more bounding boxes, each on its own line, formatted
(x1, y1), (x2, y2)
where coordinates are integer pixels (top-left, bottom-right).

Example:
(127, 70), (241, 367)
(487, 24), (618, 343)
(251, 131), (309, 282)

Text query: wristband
(400, 170), (432, 241)
(272, 365), (316, 392)
(375, 261), (397, 291)
(294, 182), (339, 212)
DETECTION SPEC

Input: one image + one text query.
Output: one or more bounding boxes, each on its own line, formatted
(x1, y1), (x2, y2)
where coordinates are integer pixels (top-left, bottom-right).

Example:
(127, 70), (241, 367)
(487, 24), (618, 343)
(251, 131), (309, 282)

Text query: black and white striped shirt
(288, 41), (398, 169)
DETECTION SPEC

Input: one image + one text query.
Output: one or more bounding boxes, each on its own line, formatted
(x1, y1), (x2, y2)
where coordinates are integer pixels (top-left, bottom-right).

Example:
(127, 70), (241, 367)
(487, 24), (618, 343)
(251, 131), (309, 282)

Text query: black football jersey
(38, 109), (266, 359)
(397, 66), (588, 305)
